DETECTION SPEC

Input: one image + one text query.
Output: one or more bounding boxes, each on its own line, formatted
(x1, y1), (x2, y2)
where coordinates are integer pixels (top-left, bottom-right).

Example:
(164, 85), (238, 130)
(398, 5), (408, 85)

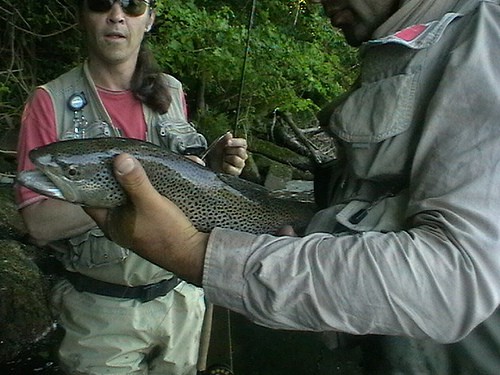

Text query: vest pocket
(155, 120), (207, 155)
(68, 228), (129, 268)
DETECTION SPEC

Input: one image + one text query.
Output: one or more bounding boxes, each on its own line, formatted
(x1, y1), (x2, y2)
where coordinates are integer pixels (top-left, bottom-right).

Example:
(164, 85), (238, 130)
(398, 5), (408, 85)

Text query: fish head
(18, 139), (125, 208)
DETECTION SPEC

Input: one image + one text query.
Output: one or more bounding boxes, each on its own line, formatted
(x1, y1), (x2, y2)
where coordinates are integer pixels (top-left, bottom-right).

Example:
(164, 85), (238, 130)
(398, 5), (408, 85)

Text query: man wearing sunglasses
(86, 0), (499, 374)
(15, 0), (247, 374)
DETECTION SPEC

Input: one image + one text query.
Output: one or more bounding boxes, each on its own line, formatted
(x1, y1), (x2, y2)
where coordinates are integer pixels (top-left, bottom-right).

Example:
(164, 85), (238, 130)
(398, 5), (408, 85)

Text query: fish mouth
(16, 170), (65, 200)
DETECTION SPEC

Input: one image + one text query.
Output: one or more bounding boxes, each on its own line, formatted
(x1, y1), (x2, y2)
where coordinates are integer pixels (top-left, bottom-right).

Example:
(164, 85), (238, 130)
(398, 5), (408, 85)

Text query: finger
(222, 154), (247, 175)
(223, 146), (248, 161)
(223, 154), (246, 169)
(276, 225), (297, 236)
(223, 164), (242, 176)
(226, 137), (247, 149)
(214, 132), (233, 150)
(84, 207), (108, 225)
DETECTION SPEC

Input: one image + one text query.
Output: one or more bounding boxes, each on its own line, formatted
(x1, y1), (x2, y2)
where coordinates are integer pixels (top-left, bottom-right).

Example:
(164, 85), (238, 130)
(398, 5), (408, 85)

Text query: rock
(250, 137), (314, 172)
(0, 184), (58, 364)
(0, 185), (26, 240)
(264, 163), (293, 191)
(0, 240), (53, 362)
(239, 153), (261, 184)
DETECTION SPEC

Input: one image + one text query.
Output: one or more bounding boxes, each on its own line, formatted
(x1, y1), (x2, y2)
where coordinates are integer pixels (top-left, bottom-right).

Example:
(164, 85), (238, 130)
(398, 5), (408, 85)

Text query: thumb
(215, 132), (232, 151)
(113, 153), (156, 202)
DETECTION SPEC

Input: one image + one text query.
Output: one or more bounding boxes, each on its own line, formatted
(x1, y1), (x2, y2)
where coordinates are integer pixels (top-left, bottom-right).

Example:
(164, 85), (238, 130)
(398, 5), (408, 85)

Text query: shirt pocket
(329, 71), (420, 179)
(332, 72), (419, 142)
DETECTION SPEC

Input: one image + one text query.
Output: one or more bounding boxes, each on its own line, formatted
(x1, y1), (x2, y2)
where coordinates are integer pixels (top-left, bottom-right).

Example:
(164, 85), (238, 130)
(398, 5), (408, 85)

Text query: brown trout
(17, 137), (316, 234)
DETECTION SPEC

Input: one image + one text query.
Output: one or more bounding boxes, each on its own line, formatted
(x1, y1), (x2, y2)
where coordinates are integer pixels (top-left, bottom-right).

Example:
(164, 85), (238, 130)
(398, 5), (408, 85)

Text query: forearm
(203, 226), (499, 343)
(130, 223), (209, 285)
(21, 198), (96, 246)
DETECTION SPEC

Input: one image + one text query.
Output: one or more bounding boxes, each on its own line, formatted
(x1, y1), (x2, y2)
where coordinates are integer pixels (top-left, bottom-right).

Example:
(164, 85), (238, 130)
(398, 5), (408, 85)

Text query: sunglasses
(86, 0), (151, 17)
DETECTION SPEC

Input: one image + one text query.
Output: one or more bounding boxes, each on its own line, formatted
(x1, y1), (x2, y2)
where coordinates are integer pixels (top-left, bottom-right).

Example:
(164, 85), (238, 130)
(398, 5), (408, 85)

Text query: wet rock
(239, 153), (261, 184)
(0, 240), (53, 362)
(0, 184), (57, 364)
(264, 163), (293, 191)
(250, 137), (314, 172)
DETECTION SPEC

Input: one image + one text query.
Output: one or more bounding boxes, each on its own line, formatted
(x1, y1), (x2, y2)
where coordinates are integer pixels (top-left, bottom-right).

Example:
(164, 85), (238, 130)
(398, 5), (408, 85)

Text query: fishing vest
(42, 60), (207, 152)
(41, 61), (207, 281)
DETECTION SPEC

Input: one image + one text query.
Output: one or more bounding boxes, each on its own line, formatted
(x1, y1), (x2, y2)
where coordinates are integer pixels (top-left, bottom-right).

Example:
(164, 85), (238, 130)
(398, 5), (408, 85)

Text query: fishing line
(233, 0), (257, 137)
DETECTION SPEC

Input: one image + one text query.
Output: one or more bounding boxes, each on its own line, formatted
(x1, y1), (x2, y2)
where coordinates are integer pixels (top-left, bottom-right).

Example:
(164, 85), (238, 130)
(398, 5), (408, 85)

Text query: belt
(65, 271), (180, 303)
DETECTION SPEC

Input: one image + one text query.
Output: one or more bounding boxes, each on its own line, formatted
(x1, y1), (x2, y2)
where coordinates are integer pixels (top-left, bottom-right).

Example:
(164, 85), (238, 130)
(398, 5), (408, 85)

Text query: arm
(21, 199), (96, 246)
(203, 11), (500, 342)
(16, 88), (96, 245)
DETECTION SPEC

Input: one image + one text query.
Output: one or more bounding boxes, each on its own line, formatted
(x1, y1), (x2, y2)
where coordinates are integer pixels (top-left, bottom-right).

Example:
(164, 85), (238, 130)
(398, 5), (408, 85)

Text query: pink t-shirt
(16, 87), (160, 209)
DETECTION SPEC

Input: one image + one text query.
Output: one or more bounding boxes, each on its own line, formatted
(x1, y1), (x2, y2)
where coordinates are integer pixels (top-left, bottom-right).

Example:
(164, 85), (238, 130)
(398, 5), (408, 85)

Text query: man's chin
(341, 26), (369, 47)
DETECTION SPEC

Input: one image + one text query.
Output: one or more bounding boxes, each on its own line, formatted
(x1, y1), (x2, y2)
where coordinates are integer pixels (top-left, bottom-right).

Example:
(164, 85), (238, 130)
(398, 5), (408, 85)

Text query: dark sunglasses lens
(87, 0), (113, 12)
(87, 0), (148, 17)
(122, 0), (148, 16)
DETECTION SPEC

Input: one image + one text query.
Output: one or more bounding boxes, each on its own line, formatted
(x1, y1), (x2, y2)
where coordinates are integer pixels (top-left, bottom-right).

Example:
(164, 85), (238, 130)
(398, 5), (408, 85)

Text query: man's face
(80, 1), (154, 66)
(312, 0), (400, 46)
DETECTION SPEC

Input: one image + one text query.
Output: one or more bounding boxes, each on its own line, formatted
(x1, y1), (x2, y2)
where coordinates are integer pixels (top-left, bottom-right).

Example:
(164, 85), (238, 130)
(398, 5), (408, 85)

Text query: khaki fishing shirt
(203, 1), (500, 373)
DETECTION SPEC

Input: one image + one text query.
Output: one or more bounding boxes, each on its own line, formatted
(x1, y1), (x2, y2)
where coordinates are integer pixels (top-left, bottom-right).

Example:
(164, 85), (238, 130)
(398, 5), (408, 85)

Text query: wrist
(167, 228), (209, 286)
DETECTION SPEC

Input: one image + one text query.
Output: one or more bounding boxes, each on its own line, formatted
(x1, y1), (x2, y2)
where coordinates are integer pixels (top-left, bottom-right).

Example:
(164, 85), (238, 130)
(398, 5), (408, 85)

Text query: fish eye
(67, 165), (79, 177)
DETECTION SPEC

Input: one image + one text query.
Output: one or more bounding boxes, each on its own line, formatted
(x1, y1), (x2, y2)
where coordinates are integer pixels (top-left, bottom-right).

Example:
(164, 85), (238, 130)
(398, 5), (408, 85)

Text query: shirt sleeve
(15, 88), (58, 209)
(202, 6), (500, 344)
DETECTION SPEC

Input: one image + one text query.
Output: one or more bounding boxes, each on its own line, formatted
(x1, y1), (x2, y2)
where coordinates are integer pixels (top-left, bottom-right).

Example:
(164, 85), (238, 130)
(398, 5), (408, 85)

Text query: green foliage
(152, 0), (358, 128)
(0, 0), (358, 133)
(0, 0), (81, 128)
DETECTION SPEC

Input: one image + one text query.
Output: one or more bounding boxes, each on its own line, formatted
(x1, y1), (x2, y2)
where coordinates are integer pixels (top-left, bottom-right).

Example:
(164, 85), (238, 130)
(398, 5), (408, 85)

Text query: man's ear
(145, 11), (155, 32)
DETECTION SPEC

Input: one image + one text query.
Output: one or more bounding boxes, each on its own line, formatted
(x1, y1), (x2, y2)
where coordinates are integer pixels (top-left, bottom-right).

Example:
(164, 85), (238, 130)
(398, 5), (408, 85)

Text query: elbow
(428, 328), (468, 344)
(419, 296), (498, 344)
(21, 208), (55, 246)
(24, 221), (52, 247)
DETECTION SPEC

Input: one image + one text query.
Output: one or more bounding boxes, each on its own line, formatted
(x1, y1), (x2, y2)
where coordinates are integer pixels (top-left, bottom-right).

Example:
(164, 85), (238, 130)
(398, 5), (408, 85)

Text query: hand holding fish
(205, 132), (248, 176)
(85, 153), (208, 285)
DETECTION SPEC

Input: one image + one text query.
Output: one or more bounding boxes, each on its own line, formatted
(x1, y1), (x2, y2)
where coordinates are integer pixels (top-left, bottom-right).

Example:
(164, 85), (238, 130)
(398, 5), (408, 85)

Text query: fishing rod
(233, 0), (257, 137)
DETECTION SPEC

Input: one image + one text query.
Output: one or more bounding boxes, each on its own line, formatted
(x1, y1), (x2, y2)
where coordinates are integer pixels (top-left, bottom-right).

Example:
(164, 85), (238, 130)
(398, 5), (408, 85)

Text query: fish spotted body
(17, 138), (316, 234)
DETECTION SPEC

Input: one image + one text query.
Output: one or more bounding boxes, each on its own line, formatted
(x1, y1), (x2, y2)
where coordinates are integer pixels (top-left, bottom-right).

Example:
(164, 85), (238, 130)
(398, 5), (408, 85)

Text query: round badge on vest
(67, 92), (87, 112)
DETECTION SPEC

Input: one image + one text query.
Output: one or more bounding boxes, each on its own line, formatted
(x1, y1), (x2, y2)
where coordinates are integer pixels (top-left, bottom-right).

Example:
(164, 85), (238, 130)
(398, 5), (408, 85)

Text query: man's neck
(87, 58), (136, 91)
